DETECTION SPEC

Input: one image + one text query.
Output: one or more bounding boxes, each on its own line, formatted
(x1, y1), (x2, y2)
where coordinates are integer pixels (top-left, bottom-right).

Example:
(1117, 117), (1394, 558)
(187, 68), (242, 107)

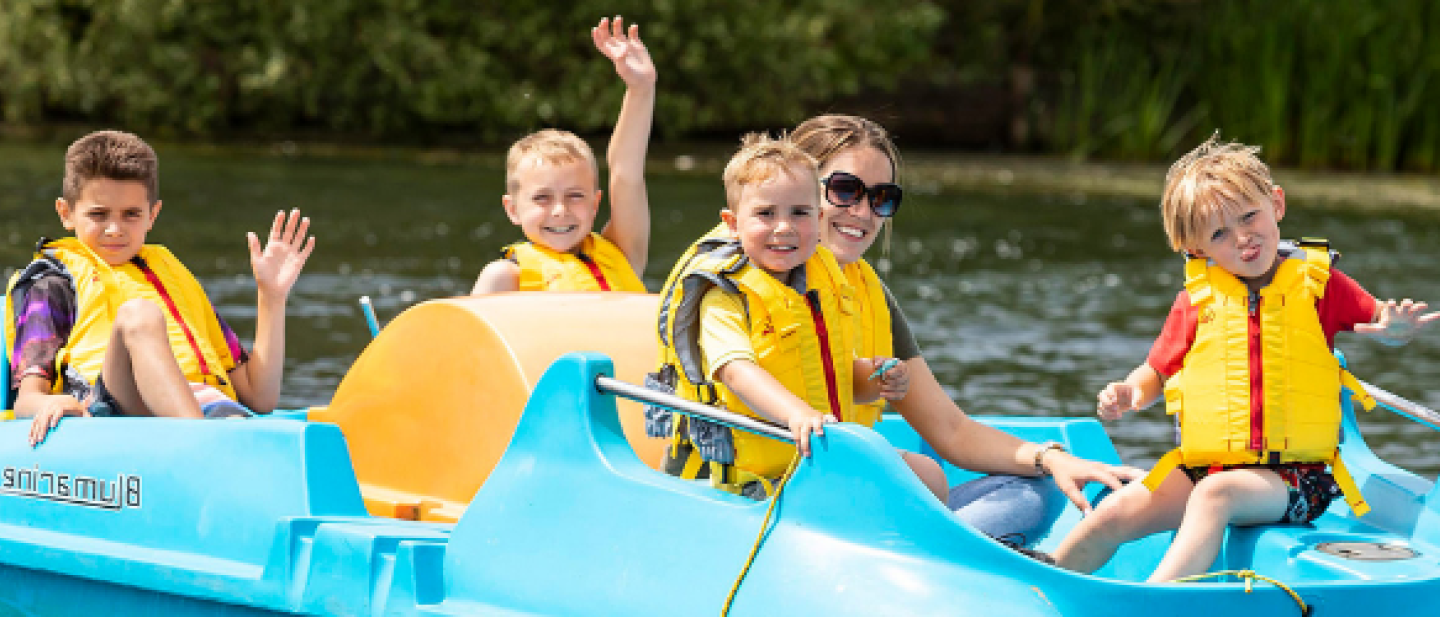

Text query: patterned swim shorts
(1182, 464), (1341, 524)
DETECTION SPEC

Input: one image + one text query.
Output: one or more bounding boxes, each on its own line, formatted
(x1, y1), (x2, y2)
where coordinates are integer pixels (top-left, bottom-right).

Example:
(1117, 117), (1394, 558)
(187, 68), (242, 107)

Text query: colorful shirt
(9, 271), (248, 390)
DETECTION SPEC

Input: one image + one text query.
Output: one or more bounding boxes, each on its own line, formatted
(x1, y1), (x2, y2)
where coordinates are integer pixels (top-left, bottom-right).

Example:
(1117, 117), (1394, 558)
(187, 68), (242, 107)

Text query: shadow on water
(1, 142), (1436, 476)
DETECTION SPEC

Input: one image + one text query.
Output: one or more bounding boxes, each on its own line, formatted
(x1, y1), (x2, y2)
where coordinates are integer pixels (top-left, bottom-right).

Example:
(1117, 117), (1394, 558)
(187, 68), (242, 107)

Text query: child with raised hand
(653, 133), (907, 498)
(471, 16), (655, 294)
(5, 130), (316, 446)
(1051, 133), (1440, 582)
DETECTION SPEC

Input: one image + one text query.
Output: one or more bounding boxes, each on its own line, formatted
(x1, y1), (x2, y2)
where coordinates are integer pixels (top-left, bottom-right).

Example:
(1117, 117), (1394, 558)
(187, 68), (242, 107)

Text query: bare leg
(1052, 468), (1193, 573)
(901, 450), (948, 500)
(1147, 468), (1288, 582)
(99, 299), (203, 418)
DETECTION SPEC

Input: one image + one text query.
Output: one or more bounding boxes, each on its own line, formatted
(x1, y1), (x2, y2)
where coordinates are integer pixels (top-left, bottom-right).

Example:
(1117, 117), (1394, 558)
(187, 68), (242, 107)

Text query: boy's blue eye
(1210, 228), (1226, 242)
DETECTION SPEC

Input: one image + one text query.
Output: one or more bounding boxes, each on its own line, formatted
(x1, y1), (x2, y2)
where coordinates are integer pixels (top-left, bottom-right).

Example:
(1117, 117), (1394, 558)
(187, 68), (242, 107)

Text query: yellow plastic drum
(310, 292), (665, 522)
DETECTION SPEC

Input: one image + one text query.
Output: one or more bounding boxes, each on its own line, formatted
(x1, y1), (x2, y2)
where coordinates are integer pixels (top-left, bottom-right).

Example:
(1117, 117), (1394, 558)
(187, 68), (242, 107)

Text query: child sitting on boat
(470, 17), (655, 294)
(1050, 133), (1440, 581)
(650, 133), (908, 498)
(5, 130), (316, 445)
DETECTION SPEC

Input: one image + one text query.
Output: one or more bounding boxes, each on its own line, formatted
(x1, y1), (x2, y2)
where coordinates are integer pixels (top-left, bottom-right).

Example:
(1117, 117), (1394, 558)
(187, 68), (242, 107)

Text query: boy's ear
(55, 198), (75, 230)
(501, 194), (522, 225)
(146, 200), (163, 229)
(1271, 185), (1286, 222)
(720, 208), (737, 232)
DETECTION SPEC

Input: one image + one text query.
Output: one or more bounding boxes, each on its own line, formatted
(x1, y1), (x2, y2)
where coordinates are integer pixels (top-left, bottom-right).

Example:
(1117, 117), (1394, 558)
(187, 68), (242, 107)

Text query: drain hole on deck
(1315, 542), (1418, 561)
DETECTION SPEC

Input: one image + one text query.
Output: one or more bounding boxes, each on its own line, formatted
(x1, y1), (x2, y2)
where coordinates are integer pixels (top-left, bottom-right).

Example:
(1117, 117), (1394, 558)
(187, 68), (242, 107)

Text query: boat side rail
(1358, 379), (1440, 432)
(594, 375), (794, 444)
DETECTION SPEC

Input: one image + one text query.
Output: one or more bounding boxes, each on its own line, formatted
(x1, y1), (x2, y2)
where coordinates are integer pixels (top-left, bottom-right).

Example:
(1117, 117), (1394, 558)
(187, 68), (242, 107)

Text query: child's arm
(12, 375), (88, 446)
(471, 259), (521, 295)
(591, 16), (656, 278)
(716, 359), (834, 457)
(852, 357), (909, 404)
(229, 210), (315, 414)
(1354, 299), (1440, 346)
(1096, 363), (1163, 421)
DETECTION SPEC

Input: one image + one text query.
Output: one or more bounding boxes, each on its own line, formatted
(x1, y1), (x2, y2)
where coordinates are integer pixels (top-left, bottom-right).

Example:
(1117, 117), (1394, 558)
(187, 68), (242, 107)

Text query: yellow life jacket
(651, 238), (858, 491)
(1141, 240), (1376, 516)
(4, 238), (238, 401)
(844, 259), (893, 427)
(656, 223), (890, 427)
(503, 232), (646, 292)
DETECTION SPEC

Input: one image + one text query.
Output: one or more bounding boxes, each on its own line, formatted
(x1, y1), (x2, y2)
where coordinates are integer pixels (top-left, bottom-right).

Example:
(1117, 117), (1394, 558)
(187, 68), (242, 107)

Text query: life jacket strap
(1141, 448), (1186, 492)
(1330, 456), (1370, 517)
(1339, 370), (1376, 412)
(708, 463), (777, 499)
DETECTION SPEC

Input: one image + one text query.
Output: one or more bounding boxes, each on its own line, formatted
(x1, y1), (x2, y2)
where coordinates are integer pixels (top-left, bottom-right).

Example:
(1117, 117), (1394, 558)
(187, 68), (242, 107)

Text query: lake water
(2, 142), (1437, 475)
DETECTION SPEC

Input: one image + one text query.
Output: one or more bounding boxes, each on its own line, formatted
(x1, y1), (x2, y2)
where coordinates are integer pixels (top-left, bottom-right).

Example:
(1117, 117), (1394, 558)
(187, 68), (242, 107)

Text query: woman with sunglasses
(792, 115), (1142, 546)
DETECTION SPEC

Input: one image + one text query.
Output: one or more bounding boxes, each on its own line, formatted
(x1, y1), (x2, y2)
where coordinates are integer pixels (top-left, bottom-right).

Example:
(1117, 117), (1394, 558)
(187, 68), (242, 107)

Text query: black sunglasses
(821, 171), (903, 218)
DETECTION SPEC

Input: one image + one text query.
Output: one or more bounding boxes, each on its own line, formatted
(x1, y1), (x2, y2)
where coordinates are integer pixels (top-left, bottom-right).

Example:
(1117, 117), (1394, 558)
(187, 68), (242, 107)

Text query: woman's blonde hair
(1161, 132), (1275, 252)
(791, 114), (901, 181)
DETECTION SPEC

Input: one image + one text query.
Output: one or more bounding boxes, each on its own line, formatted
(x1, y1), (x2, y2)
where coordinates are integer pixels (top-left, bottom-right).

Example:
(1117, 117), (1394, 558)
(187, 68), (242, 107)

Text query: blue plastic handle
(359, 296), (381, 339)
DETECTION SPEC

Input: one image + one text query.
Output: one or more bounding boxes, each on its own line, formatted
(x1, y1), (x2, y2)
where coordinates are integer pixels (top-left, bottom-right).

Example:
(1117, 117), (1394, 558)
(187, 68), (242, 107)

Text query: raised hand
(1354, 299), (1440, 346)
(1096, 381), (1139, 421)
(592, 16), (656, 89)
(248, 209), (316, 299)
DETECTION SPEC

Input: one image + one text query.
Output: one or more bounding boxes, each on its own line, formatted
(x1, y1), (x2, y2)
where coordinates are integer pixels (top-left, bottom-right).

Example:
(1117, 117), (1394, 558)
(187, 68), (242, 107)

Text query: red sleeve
(1145, 290), (1197, 380)
(1318, 268), (1378, 347)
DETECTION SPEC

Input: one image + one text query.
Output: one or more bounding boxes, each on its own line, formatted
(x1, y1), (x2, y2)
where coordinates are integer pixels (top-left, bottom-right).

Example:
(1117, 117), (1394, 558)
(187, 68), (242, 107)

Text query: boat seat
(309, 292), (668, 522)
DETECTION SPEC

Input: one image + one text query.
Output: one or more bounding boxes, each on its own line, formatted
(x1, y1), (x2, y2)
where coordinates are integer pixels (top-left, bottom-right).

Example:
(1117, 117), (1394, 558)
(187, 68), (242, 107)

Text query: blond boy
(471, 17), (654, 294)
(1050, 134), (1439, 581)
(653, 134), (906, 497)
(6, 130), (315, 446)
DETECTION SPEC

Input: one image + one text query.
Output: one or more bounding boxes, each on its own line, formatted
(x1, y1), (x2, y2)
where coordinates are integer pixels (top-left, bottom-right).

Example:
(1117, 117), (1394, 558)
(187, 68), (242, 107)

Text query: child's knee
(1086, 484), (1153, 537)
(114, 299), (166, 336)
(1187, 472), (1265, 512)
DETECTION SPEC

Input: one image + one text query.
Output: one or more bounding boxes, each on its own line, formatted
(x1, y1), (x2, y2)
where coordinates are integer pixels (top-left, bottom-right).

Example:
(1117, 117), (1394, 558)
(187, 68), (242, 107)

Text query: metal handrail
(594, 375), (795, 444)
(1358, 379), (1440, 432)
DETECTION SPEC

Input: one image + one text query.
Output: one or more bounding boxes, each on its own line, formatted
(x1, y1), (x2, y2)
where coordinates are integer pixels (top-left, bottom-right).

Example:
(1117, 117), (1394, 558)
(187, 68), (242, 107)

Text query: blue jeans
(947, 474), (1066, 546)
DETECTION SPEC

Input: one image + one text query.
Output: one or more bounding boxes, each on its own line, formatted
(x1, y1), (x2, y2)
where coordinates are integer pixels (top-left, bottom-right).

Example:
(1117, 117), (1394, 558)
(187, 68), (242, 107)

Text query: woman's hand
(29, 394), (89, 447)
(871, 357), (910, 401)
(249, 209), (316, 299)
(1043, 450), (1146, 515)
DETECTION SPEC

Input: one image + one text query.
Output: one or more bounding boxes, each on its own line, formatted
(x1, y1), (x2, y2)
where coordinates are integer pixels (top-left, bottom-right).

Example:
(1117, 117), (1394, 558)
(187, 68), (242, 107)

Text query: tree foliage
(0, 0), (943, 140)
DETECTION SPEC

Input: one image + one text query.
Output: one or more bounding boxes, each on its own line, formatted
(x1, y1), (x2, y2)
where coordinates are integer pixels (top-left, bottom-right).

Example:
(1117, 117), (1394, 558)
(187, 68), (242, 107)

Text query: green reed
(1042, 0), (1440, 173)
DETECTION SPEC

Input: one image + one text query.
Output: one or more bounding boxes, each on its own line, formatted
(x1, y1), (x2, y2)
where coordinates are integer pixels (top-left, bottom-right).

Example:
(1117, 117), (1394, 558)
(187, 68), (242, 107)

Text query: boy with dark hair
(5, 130), (315, 445)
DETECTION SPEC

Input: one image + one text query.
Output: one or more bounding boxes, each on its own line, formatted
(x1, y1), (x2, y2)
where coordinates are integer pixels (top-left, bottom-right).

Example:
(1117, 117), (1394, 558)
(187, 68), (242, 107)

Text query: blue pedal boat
(2, 304), (1440, 614)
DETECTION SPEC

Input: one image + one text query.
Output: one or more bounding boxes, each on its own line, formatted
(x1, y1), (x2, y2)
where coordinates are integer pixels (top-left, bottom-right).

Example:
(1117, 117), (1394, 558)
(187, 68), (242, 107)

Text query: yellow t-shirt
(697, 288), (756, 380)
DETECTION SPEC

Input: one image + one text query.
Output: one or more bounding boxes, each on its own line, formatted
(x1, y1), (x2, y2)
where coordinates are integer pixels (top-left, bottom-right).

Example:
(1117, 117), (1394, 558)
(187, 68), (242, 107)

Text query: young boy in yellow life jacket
(1050, 134), (1440, 582)
(470, 18), (654, 295)
(649, 134), (908, 498)
(5, 130), (316, 447)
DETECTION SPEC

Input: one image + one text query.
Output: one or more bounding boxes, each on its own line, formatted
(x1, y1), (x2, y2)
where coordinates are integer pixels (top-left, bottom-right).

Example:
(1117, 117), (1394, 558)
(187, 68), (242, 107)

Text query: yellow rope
(1169, 570), (1310, 616)
(720, 451), (803, 617)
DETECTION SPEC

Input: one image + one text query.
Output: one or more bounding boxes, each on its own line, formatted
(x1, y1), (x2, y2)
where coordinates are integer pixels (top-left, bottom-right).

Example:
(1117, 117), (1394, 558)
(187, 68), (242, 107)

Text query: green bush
(0, 0), (943, 141)
(3, 1), (1437, 172)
